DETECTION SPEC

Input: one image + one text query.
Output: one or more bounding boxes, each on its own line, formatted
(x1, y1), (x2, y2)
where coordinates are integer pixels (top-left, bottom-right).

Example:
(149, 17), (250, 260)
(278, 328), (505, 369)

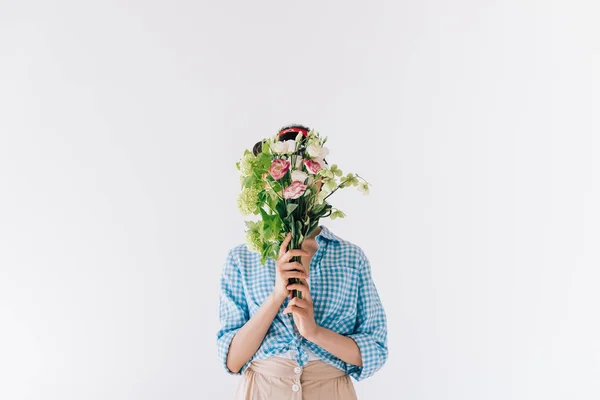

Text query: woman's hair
(252, 124), (310, 156)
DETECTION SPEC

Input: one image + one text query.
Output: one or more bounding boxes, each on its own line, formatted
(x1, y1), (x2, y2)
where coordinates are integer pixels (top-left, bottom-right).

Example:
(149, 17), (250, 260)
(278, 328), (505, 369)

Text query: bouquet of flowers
(236, 126), (370, 299)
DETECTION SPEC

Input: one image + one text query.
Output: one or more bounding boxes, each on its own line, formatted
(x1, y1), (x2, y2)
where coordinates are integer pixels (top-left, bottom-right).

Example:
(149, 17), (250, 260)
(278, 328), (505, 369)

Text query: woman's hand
(283, 278), (319, 341)
(273, 232), (309, 304)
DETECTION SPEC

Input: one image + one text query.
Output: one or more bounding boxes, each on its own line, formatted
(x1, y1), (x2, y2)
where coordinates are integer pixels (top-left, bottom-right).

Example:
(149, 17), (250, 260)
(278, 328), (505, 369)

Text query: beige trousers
(233, 357), (358, 400)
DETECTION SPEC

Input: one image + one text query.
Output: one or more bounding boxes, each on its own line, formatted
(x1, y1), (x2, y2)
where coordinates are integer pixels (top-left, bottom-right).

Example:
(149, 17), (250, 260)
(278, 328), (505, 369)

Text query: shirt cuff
(217, 328), (251, 376)
(345, 332), (386, 381)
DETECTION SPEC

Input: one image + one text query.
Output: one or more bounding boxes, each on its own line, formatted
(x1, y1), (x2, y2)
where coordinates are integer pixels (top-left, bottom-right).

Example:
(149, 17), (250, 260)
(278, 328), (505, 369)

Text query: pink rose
(283, 181), (308, 199)
(269, 158), (290, 180)
(303, 158), (324, 174)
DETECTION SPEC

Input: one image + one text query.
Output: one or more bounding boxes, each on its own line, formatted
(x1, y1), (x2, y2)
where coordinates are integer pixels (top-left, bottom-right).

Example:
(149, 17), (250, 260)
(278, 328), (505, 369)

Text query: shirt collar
(315, 224), (342, 243)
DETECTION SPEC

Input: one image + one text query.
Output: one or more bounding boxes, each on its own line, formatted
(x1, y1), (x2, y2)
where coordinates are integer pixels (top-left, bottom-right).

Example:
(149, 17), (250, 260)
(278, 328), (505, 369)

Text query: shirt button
(294, 366), (302, 374)
(292, 384), (300, 392)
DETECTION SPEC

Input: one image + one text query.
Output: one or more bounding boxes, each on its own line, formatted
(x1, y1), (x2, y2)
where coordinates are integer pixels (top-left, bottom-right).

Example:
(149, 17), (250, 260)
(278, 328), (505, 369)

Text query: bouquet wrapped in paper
(236, 125), (370, 299)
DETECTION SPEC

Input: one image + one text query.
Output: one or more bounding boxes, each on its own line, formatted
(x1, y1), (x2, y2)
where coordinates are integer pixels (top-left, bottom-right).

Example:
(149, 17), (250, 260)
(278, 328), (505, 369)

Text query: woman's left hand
(283, 278), (319, 341)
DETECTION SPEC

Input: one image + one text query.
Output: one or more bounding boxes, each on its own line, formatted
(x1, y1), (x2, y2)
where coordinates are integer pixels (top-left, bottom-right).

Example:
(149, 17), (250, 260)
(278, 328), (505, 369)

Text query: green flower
(358, 182), (370, 195)
(244, 220), (264, 253)
(324, 178), (337, 191)
(329, 164), (343, 177)
(245, 229), (262, 253)
(237, 186), (260, 215)
(238, 150), (257, 177)
(341, 173), (360, 187)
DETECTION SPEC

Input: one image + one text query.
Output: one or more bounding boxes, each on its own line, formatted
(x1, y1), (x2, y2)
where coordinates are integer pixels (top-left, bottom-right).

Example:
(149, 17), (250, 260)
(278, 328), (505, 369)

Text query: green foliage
(330, 209), (346, 220)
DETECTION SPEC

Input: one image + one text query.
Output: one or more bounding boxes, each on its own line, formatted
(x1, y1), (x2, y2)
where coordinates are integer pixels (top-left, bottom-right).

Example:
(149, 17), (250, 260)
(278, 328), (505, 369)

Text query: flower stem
(323, 177), (351, 202)
(288, 216), (304, 300)
(266, 179), (283, 200)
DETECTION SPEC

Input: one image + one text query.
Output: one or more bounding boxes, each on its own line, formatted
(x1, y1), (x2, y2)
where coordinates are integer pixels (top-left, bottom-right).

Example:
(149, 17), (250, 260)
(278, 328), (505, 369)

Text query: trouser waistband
(248, 357), (347, 381)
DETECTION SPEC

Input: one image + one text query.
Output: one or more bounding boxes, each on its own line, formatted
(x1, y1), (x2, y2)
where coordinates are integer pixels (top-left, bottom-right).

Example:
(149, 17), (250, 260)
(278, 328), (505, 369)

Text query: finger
(278, 232), (292, 259)
(286, 283), (309, 301)
(280, 261), (306, 273)
(284, 305), (308, 317)
(282, 271), (307, 280)
(298, 277), (310, 287)
(297, 278), (312, 301)
(286, 283), (306, 291)
(278, 249), (310, 264)
(289, 297), (310, 309)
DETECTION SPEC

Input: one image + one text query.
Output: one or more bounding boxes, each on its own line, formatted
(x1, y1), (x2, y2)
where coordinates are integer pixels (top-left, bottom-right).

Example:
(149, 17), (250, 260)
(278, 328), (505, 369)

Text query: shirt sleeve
(345, 251), (389, 381)
(216, 247), (251, 375)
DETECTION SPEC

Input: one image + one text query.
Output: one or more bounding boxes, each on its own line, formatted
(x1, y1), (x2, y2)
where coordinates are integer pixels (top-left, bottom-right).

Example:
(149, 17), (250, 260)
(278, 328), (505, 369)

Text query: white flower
(294, 156), (303, 168)
(307, 143), (329, 158)
(273, 140), (299, 154)
(291, 170), (308, 183)
(271, 141), (286, 153)
(283, 140), (297, 154)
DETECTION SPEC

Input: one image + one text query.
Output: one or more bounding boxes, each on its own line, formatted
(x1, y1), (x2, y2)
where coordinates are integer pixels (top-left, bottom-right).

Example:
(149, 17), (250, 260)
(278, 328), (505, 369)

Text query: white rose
(307, 143), (329, 158)
(271, 141), (286, 153)
(291, 170), (308, 183)
(306, 143), (321, 158)
(283, 140), (297, 154)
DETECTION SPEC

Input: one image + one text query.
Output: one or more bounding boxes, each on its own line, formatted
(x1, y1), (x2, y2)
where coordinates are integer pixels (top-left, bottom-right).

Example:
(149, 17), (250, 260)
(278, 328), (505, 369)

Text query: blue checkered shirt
(216, 225), (388, 382)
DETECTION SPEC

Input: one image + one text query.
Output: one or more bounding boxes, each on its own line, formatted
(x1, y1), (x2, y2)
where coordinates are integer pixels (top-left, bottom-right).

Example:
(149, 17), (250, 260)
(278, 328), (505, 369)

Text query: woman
(217, 125), (388, 399)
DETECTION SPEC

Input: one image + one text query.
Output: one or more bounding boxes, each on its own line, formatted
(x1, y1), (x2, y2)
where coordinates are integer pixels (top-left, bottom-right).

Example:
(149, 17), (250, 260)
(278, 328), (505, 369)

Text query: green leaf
(286, 203), (298, 215)
(330, 209), (346, 220)
(310, 203), (326, 216)
(275, 200), (286, 216)
(262, 141), (271, 154)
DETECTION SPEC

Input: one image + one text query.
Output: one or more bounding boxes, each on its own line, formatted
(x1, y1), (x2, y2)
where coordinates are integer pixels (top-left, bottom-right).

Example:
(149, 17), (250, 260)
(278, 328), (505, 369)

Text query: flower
(329, 164), (343, 177)
(271, 141), (285, 153)
(245, 230), (261, 252)
(283, 181), (308, 199)
(303, 158), (325, 174)
(291, 170), (308, 183)
(237, 186), (259, 215)
(284, 140), (297, 153)
(307, 143), (329, 159)
(358, 182), (370, 195)
(236, 127), (370, 265)
(238, 151), (256, 176)
(269, 158), (290, 180)
(272, 140), (297, 154)
(244, 221), (263, 252)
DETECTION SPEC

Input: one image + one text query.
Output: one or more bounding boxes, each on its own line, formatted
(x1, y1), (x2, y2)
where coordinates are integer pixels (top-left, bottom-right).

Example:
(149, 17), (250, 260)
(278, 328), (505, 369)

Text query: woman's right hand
(273, 232), (309, 304)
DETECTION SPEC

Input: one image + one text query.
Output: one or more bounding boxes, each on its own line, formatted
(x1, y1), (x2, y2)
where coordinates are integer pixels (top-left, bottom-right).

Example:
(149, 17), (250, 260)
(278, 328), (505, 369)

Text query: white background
(1, 1), (599, 399)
